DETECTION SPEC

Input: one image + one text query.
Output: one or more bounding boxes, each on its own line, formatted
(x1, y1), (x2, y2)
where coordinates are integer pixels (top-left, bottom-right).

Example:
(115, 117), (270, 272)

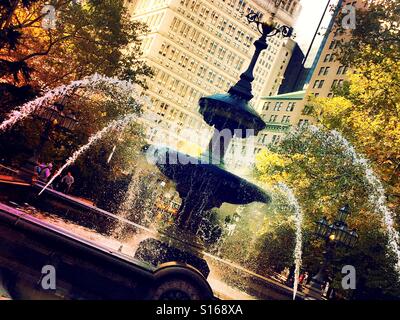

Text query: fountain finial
(228, 12), (293, 102)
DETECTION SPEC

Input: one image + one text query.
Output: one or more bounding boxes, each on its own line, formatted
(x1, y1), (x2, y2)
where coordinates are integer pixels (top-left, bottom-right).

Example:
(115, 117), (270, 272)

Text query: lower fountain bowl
(135, 238), (210, 278)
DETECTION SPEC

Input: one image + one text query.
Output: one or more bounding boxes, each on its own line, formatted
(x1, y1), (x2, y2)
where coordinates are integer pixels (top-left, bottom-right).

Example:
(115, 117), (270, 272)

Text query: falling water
(38, 112), (141, 195)
(0, 73), (144, 132)
(276, 182), (303, 300)
(307, 126), (400, 277)
(112, 167), (144, 238)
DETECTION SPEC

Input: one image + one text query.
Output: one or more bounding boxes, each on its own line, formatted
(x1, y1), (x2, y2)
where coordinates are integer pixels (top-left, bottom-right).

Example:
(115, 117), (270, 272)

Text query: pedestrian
(299, 273), (305, 284)
(303, 272), (309, 284)
(33, 160), (43, 176)
(60, 171), (75, 194)
(39, 163), (53, 182)
(286, 265), (296, 285)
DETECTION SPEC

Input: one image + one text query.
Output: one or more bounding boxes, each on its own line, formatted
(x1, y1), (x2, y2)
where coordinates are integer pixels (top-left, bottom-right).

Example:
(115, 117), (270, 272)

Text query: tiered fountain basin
(135, 88), (271, 276)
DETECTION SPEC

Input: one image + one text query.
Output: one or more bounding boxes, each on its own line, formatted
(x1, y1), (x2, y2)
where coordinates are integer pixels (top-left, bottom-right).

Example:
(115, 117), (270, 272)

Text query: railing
(0, 164), (20, 177)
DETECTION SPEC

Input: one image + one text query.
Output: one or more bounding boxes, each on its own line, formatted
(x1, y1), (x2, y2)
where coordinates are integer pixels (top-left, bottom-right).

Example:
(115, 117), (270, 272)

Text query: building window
(337, 65), (348, 75)
(271, 135), (281, 145)
(269, 115), (278, 123)
(282, 115), (291, 123)
(298, 119), (309, 128)
(324, 54), (336, 63)
(286, 102), (296, 112)
(208, 41), (217, 54)
(313, 80), (325, 89)
(273, 102), (282, 111)
(170, 17), (181, 32)
(235, 58), (244, 71)
(319, 66), (330, 76)
(261, 134), (268, 144)
(159, 43), (169, 56)
(329, 40), (339, 50)
(331, 79), (344, 89)
(303, 105), (312, 115)
(263, 101), (271, 111)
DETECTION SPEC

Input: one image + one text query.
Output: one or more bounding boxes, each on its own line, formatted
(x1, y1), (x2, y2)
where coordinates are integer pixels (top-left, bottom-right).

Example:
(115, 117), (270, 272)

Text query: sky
(294, 0), (338, 54)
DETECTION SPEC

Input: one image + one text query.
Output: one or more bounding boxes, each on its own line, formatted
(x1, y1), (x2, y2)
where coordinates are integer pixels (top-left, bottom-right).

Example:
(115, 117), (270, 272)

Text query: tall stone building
(255, 0), (369, 148)
(128, 0), (300, 151)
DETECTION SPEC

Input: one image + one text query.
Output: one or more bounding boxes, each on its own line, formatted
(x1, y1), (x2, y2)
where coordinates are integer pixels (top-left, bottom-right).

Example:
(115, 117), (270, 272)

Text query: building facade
(128, 0), (301, 151)
(254, 0), (369, 157)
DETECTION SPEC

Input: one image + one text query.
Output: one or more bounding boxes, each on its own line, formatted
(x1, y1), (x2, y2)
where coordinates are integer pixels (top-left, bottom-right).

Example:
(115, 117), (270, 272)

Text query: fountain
(134, 14), (294, 278)
(276, 183), (304, 300)
(304, 126), (400, 278)
(38, 112), (142, 195)
(0, 73), (146, 133)
(0, 12), (307, 301)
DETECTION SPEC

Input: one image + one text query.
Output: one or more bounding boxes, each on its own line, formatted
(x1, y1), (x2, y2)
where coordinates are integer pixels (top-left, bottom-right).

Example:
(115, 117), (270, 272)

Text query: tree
(336, 0), (400, 66)
(254, 127), (400, 299)
(306, 0), (400, 211)
(252, 2), (400, 298)
(0, 0), (152, 111)
(0, 1), (154, 209)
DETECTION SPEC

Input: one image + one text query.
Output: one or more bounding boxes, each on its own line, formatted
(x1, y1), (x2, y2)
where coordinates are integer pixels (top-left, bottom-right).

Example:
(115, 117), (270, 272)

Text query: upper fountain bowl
(199, 93), (266, 138)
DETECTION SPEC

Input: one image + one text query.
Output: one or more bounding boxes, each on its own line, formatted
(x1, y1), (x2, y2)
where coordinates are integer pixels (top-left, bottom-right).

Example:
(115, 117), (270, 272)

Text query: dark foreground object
(0, 180), (306, 300)
(135, 238), (210, 279)
(0, 201), (214, 300)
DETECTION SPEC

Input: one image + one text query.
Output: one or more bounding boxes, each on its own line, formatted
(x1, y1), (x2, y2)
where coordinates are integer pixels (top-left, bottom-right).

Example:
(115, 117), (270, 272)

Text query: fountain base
(135, 238), (210, 278)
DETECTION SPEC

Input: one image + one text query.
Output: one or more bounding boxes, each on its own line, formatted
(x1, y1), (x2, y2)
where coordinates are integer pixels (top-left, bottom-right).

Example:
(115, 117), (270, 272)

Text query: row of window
(262, 101), (297, 112)
(178, 0), (255, 51)
(256, 134), (282, 146)
(170, 17), (246, 72)
(137, 12), (164, 31)
(318, 65), (349, 77)
(155, 69), (203, 104)
(135, 0), (169, 12)
(268, 114), (291, 123)
(158, 41), (232, 91)
(313, 78), (345, 90)
(150, 97), (205, 132)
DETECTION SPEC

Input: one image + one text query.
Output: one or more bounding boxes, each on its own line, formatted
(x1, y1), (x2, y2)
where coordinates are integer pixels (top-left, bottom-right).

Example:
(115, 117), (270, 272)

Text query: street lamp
(32, 101), (78, 159)
(34, 102), (78, 132)
(308, 204), (359, 298)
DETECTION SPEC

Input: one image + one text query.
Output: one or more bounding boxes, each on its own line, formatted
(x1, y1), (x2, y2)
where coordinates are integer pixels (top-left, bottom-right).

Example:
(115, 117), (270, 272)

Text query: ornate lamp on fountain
(33, 102), (79, 158)
(135, 10), (294, 278)
(307, 204), (359, 299)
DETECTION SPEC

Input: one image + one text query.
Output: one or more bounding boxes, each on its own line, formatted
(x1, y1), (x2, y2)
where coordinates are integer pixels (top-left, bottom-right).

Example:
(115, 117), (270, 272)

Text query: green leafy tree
(0, 1), (153, 208)
(1, 0), (151, 106)
(255, 127), (400, 299)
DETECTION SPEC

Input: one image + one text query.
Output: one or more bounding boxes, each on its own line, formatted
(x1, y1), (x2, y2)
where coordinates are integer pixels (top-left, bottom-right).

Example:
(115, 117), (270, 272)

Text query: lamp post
(308, 204), (359, 298)
(32, 101), (79, 160)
